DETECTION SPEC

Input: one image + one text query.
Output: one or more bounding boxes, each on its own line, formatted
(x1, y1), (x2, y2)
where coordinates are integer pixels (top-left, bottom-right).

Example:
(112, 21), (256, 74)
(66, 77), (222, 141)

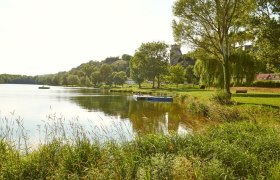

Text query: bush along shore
(1, 92), (280, 179)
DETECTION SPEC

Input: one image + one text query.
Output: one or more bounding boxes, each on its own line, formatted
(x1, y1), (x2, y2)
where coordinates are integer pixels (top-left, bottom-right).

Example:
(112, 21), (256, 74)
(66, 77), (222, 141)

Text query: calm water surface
(0, 84), (207, 143)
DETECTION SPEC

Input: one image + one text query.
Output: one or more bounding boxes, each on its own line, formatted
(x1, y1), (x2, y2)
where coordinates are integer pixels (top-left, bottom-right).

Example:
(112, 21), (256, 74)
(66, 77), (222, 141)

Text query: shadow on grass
(146, 88), (213, 93)
(233, 93), (280, 98)
(236, 102), (280, 109)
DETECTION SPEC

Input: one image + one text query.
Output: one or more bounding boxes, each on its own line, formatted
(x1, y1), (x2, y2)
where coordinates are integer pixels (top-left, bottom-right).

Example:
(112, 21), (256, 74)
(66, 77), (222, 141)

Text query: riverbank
(1, 86), (280, 179)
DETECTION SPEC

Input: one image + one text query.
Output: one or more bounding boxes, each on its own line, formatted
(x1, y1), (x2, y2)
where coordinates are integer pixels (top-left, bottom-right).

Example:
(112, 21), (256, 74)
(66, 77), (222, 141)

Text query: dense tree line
(0, 54), (132, 87)
(0, 74), (36, 84)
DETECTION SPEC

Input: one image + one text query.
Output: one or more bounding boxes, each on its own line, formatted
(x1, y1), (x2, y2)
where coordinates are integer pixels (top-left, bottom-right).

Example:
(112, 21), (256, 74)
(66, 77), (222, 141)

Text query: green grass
(232, 93), (280, 107)
(113, 84), (280, 107)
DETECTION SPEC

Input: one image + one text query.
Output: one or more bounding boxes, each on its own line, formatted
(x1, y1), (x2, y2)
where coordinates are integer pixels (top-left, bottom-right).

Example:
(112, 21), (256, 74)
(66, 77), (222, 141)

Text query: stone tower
(170, 44), (182, 65)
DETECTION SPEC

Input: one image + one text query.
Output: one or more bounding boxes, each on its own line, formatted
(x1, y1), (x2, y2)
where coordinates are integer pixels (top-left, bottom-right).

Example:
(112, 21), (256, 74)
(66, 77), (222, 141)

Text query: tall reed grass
(1, 112), (280, 179)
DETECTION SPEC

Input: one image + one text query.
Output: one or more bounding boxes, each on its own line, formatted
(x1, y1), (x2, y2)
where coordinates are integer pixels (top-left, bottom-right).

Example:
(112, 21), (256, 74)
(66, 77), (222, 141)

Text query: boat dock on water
(133, 94), (173, 102)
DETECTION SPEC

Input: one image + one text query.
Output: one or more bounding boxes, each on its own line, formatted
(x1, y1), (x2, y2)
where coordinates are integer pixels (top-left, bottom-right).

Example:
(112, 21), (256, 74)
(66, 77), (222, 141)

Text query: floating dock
(133, 95), (173, 102)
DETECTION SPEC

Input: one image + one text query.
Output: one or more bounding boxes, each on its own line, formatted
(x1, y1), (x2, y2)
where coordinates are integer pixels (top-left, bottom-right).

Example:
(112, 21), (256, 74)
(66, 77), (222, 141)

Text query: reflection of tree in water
(128, 101), (185, 135)
(70, 92), (207, 135)
(71, 94), (129, 119)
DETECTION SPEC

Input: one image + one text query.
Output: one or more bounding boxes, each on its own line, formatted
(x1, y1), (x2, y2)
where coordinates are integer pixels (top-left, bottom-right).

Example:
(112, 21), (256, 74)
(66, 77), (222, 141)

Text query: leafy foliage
(173, 0), (256, 94)
(130, 42), (169, 88)
(112, 71), (127, 87)
(252, 0), (280, 72)
(168, 64), (185, 87)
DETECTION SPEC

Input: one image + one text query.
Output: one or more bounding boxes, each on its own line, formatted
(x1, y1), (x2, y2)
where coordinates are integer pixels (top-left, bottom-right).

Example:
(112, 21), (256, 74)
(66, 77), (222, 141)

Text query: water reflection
(0, 85), (209, 144)
(70, 91), (207, 136)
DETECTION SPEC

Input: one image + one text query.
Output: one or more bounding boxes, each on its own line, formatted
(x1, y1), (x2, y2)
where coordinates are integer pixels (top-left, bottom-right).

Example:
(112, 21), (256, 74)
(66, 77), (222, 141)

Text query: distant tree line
(0, 74), (36, 84)
(0, 54), (132, 87)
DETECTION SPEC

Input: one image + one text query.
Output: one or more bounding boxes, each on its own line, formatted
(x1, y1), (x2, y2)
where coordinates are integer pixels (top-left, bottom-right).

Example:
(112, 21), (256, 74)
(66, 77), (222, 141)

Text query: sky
(0, 0), (176, 76)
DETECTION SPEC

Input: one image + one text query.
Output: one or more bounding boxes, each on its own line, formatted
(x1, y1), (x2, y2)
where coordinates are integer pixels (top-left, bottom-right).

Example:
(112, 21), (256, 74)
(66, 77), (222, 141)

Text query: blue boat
(133, 95), (173, 102)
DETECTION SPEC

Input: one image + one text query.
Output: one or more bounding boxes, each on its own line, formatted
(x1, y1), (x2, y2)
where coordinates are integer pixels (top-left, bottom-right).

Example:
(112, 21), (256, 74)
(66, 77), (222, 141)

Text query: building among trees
(170, 44), (182, 65)
(255, 73), (280, 81)
(170, 44), (195, 67)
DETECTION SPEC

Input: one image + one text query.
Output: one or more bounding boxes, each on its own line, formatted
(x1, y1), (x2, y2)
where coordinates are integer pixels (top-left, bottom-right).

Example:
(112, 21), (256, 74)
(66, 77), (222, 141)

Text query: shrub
(171, 156), (195, 179)
(187, 99), (209, 117)
(175, 94), (189, 104)
(136, 153), (174, 180)
(252, 80), (280, 88)
(0, 141), (21, 179)
(211, 91), (233, 105)
(195, 158), (235, 179)
(199, 85), (206, 89)
(208, 104), (242, 122)
(269, 162), (280, 179)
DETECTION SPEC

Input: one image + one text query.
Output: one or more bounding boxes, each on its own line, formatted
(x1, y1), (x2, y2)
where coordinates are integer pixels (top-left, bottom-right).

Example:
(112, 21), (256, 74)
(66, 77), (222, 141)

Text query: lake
(0, 84), (207, 144)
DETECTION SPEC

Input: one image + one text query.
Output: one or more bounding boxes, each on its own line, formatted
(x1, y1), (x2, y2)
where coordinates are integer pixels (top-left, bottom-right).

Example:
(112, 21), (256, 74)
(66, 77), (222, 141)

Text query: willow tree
(172, 0), (255, 95)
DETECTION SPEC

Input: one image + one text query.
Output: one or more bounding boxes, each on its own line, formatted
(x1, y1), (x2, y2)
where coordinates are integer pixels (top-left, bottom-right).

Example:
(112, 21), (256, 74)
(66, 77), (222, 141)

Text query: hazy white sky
(0, 0), (176, 75)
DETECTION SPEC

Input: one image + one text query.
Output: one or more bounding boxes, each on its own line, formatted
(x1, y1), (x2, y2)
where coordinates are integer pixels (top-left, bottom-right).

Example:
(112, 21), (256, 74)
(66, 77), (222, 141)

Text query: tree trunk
(222, 30), (231, 96)
(223, 59), (231, 95)
(157, 75), (160, 88)
(152, 77), (155, 89)
(138, 82), (141, 88)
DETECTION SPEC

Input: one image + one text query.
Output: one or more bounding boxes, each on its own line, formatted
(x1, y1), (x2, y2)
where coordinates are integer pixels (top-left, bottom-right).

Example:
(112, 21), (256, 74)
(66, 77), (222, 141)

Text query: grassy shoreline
(1, 86), (280, 179)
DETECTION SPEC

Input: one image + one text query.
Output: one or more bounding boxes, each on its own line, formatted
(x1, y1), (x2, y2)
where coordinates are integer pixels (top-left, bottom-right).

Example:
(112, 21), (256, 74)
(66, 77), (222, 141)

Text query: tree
(99, 64), (113, 84)
(112, 60), (128, 72)
(52, 74), (61, 86)
(91, 71), (101, 87)
(67, 75), (80, 86)
(80, 76), (92, 87)
(121, 54), (133, 62)
(185, 65), (197, 86)
(103, 56), (120, 64)
(168, 64), (185, 88)
(112, 71), (127, 87)
(130, 52), (146, 88)
(173, 0), (255, 95)
(252, 0), (280, 72)
(81, 63), (95, 77)
(134, 42), (169, 88)
(194, 58), (223, 88)
(230, 49), (258, 85)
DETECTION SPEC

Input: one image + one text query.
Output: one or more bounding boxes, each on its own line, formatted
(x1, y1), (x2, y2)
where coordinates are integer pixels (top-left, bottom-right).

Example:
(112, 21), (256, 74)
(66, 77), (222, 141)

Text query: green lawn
(175, 88), (280, 107)
(115, 84), (280, 107)
(232, 93), (280, 107)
